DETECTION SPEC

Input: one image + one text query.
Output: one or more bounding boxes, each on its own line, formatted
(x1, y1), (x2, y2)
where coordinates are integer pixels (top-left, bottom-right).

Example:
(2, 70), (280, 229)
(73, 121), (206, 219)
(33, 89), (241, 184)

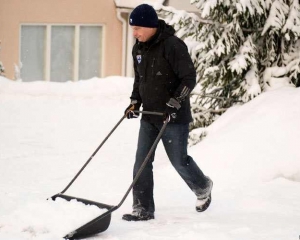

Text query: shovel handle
(133, 110), (164, 116)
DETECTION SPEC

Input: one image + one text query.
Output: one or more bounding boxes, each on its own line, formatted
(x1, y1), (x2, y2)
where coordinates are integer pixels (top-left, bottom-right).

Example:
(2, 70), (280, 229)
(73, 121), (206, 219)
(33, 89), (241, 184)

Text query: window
(79, 26), (102, 80)
(20, 25), (103, 82)
(51, 26), (75, 82)
(20, 26), (46, 81)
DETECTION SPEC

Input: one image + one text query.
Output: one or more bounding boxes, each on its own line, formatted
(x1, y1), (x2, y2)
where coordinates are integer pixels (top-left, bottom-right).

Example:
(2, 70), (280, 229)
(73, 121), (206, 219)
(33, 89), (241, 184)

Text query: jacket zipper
(151, 58), (156, 76)
(143, 42), (156, 82)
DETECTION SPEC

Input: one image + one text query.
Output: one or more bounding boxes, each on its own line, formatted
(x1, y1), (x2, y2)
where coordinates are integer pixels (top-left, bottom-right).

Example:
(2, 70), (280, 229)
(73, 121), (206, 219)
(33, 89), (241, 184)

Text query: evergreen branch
(197, 17), (263, 33)
(194, 108), (228, 115)
(191, 93), (231, 100)
(192, 94), (244, 104)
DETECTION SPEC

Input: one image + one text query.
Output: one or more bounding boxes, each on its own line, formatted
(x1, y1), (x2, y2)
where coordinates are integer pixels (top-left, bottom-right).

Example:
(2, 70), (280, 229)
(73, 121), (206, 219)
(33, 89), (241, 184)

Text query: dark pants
(132, 119), (208, 214)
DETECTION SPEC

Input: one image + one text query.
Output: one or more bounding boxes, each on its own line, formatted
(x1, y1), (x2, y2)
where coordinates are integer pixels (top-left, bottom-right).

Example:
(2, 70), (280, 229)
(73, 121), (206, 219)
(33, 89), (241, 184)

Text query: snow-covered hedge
(0, 61), (4, 76)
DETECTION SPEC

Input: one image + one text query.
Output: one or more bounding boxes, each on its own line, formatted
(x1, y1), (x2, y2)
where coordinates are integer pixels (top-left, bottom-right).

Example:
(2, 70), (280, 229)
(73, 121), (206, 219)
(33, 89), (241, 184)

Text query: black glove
(124, 100), (141, 119)
(165, 98), (181, 120)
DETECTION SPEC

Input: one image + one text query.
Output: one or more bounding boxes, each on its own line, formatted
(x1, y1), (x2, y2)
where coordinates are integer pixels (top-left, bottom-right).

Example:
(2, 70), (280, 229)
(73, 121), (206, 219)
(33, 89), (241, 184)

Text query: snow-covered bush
(0, 61), (4, 76)
(0, 42), (4, 76)
(155, 0), (300, 128)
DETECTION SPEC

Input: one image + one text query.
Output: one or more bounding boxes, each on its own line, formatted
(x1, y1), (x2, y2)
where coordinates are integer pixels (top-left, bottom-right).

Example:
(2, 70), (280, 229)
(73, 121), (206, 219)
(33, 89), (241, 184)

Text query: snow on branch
(262, 0), (289, 35)
(283, 39), (300, 80)
(263, 66), (293, 90)
(236, 0), (265, 15)
(242, 65), (261, 101)
(228, 36), (257, 74)
(155, 3), (263, 33)
(282, 0), (300, 40)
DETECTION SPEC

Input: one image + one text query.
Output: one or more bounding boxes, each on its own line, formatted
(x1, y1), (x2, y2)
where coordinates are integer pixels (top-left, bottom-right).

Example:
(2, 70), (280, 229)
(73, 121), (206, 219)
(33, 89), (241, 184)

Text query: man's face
(132, 26), (157, 42)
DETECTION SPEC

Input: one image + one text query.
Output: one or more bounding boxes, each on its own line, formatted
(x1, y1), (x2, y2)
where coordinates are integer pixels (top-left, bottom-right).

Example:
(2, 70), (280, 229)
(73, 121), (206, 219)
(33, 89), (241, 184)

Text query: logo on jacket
(137, 55), (142, 64)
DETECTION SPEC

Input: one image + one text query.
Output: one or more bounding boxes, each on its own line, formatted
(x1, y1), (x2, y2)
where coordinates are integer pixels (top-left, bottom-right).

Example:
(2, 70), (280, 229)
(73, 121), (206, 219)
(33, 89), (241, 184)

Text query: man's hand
(124, 100), (141, 119)
(165, 98), (181, 120)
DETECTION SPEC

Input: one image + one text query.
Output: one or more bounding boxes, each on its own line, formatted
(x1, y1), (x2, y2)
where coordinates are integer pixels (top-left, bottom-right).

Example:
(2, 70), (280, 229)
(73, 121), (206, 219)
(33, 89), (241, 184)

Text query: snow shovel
(50, 110), (169, 239)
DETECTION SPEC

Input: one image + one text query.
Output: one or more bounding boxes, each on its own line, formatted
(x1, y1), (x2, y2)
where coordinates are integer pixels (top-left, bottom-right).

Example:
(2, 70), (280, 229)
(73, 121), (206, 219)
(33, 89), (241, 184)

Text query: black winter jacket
(130, 20), (196, 124)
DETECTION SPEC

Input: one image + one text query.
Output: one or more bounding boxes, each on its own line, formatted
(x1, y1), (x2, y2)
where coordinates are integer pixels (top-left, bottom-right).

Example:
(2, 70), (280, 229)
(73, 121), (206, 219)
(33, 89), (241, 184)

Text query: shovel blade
(63, 212), (111, 239)
(51, 194), (113, 239)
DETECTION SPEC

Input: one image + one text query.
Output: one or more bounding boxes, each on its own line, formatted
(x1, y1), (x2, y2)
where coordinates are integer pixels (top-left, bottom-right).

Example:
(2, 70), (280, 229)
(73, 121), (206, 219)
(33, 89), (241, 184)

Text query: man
(123, 4), (213, 221)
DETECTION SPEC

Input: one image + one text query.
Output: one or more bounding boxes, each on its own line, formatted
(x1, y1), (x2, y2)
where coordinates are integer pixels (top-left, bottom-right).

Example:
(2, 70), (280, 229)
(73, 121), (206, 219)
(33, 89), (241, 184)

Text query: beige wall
(167, 0), (199, 12)
(0, 0), (122, 80)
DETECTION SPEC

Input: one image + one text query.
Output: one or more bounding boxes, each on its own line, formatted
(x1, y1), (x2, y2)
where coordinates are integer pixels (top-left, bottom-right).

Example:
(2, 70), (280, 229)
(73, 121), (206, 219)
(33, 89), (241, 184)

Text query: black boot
(122, 210), (154, 221)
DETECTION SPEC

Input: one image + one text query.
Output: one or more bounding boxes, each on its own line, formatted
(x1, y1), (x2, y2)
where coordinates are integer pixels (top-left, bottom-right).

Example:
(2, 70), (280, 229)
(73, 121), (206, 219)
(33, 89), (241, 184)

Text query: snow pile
(0, 198), (106, 240)
(194, 86), (300, 185)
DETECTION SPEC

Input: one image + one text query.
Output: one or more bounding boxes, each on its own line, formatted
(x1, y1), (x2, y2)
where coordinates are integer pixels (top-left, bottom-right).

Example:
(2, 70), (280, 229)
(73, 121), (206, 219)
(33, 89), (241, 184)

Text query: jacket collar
(137, 20), (175, 49)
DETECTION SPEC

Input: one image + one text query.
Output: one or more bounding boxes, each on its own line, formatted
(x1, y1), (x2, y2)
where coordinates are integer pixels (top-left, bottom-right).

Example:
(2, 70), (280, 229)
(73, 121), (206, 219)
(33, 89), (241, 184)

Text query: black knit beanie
(129, 4), (158, 28)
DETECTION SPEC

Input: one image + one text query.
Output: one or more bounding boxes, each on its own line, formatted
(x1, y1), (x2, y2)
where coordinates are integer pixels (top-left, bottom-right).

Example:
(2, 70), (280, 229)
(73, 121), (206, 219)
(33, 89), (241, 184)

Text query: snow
(263, 66), (294, 91)
(201, 0), (218, 18)
(0, 198), (106, 240)
(262, 0), (289, 35)
(282, 0), (300, 37)
(0, 75), (300, 240)
(228, 37), (256, 75)
(243, 65), (261, 101)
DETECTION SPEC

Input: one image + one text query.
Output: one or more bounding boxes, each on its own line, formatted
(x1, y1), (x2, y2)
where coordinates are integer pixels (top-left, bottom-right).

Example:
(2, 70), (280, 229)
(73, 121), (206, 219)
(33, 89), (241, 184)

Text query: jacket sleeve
(164, 37), (196, 103)
(130, 49), (142, 103)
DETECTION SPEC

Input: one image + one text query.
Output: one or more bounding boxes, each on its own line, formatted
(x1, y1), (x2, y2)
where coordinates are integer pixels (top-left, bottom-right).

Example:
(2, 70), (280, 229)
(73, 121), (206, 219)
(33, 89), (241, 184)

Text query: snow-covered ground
(0, 76), (299, 240)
